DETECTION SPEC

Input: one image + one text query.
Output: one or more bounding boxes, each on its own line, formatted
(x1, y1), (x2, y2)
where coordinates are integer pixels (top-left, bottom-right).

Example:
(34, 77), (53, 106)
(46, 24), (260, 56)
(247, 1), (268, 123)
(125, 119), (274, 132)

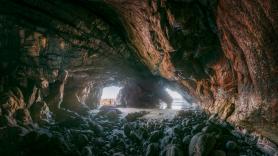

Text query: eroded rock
(30, 101), (52, 125)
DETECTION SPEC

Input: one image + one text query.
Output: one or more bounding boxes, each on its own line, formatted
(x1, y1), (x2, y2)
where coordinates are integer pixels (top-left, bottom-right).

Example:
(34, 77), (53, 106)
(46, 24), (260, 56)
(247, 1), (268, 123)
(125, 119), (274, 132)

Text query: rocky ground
(0, 106), (271, 156)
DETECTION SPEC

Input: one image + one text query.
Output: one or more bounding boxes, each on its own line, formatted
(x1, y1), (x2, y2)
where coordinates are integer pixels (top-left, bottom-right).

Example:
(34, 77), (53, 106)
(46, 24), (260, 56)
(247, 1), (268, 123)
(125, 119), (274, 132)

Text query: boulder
(189, 133), (216, 156)
(1, 87), (25, 115)
(210, 150), (226, 156)
(225, 140), (238, 151)
(256, 137), (278, 156)
(148, 130), (163, 143)
(145, 143), (159, 156)
(30, 101), (52, 124)
(160, 144), (183, 156)
(14, 109), (32, 125)
(81, 146), (93, 156)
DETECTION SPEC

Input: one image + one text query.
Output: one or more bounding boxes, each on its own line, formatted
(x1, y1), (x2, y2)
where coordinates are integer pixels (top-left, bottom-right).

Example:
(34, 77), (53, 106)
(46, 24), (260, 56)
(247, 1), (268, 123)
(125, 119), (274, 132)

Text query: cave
(0, 0), (277, 155)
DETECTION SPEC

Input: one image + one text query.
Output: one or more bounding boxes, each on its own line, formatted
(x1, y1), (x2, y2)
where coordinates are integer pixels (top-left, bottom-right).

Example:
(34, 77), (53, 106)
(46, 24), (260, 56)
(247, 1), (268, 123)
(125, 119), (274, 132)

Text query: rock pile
(0, 107), (271, 156)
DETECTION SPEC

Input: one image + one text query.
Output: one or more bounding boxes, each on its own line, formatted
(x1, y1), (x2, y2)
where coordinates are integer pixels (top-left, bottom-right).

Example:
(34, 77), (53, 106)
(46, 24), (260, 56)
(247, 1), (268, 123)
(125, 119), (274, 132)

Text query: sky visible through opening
(101, 86), (122, 99)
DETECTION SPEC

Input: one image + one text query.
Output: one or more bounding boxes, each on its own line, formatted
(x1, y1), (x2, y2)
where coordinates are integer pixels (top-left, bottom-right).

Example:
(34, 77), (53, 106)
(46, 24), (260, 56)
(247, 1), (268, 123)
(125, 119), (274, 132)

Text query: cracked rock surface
(0, 0), (277, 152)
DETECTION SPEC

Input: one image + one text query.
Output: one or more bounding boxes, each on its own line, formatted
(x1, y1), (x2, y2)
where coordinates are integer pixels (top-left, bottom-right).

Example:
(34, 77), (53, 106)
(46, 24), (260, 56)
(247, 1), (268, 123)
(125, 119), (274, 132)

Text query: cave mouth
(0, 0), (277, 155)
(100, 86), (122, 106)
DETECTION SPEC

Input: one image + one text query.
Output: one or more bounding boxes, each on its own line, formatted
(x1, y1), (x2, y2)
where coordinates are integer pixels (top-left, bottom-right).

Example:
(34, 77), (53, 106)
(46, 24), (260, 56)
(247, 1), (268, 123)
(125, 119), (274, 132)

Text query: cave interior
(0, 0), (278, 156)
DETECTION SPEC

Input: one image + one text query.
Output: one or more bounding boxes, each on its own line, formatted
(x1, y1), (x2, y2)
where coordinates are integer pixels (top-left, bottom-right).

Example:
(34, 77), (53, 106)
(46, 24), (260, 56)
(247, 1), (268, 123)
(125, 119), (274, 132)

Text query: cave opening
(100, 86), (122, 106)
(0, 0), (277, 155)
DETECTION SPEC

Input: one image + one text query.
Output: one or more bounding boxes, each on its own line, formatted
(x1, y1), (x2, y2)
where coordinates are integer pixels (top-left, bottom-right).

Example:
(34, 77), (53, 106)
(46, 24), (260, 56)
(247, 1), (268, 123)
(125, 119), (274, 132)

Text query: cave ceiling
(0, 0), (278, 144)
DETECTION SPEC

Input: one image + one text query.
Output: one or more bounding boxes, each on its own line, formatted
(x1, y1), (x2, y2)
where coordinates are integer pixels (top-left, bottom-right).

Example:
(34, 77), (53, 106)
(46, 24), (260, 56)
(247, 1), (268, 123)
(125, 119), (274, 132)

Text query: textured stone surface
(216, 0), (278, 143)
(30, 101), (52, 125)
(116, 78), (173, 108)
(0, 0), (277, 145)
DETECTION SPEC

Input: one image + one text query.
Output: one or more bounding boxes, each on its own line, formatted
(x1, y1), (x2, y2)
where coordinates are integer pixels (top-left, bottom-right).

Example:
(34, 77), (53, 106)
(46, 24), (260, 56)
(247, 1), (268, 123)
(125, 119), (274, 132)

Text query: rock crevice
(0, 0), (277, 145)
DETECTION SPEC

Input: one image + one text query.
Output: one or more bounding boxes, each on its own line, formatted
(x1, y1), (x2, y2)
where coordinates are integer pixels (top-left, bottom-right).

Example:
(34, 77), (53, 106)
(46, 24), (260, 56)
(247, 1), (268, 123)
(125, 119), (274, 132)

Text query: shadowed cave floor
(0, 104), (268, 156)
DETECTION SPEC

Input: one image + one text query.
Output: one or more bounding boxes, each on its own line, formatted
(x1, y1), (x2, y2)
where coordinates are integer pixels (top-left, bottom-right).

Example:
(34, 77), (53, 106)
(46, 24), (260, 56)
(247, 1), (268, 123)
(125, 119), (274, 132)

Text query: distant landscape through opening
(100, 86), (122, 106)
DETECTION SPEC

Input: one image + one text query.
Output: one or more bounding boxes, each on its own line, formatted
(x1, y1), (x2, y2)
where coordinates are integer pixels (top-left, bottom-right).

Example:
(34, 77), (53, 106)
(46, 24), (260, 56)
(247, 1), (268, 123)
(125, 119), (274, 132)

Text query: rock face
(116, 78), (173, 108)
(0, 0), (277, 145)
(30, 101), (52, 125)
(106, 0), (278, 143)
(216, 0), (278, 142)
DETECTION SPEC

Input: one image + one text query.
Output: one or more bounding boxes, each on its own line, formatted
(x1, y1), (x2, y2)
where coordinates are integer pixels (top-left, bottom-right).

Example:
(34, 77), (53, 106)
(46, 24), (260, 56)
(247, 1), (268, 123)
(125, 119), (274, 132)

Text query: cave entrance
(100, 86), (122, 106)
(162, 88), (190, 110)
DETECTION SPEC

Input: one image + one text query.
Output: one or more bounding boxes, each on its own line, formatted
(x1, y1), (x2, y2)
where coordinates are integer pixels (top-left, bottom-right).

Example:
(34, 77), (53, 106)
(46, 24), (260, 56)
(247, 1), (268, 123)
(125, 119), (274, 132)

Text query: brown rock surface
(0, 0), (277, 145)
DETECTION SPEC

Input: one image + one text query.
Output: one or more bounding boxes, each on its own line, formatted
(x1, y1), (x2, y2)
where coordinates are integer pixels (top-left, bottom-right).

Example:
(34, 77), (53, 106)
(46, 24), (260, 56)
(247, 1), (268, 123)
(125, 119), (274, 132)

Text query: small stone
(173, 125), (183, 136)
(123, 124), (131, 137)
(89, 121), (103, 136)
(171, 137), (182, 145)
(256, 137), (278, 155)
(81, 146), (93, 156)
(189, 133), (216, 156)
(182, 135), (192, 145)
(225, 141), (237, 151)
(148, 130), (163, 142)
(37, 132), (52, 144)
(129, 131), (141, 143)
(113, 152), (125, 156)
(24, 131), (39, 145)
(191, 124), (205, 135)
(202, 124), (221, 133)
(161, 136), (172, 148)
(77, 134), (89, 147)
(15, 109), (32, 125)
(145, 143), (159, 156)
(210, 150), (226, 156)
(30, 101), (52, 125)
(125, 111), (149, 122)
(160, 144), (183, 156)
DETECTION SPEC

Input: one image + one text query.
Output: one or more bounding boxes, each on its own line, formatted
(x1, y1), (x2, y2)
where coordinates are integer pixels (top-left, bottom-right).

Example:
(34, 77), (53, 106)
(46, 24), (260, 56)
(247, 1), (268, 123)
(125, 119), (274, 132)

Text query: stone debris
(0, 108), (270, 156)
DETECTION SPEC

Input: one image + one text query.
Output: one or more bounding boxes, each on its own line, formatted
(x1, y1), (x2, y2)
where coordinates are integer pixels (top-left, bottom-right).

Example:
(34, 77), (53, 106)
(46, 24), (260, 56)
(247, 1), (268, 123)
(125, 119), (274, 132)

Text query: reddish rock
(0, 0), (277, 145)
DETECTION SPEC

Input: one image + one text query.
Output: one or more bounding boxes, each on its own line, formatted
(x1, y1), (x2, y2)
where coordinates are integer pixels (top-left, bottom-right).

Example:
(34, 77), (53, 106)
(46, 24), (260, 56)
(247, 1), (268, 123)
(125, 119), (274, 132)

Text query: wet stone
(211, 150), (226, 156)
(191, 123), (205, 135)
(15, 109), (33, 125)
(182, 135), (192, 145)
(125, 111), (149, 122)
(160, 144), (183, 156)
(189, 133), (216, 156)
(225, 140), (238, 151)
(0, 108), (268, 156)
(148, 130), (163, 142)
(113, 152), (125, 156)
(145, 143), (159, 156)
(81, 146), (93, 156)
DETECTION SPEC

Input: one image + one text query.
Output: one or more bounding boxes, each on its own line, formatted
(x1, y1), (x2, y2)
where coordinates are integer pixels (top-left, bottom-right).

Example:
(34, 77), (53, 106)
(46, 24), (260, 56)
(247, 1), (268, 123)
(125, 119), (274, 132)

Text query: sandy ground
(91, 101), (200, 120)
(117, 103), (199, 120)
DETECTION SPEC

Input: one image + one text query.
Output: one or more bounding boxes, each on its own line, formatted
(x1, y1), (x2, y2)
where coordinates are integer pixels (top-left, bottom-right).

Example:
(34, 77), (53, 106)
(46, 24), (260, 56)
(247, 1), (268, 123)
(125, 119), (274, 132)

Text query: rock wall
(116, 78), (173, 108)
(0, 0), (277, 144)
(106, 0), (278, 143)
(0, 10), (154, 125)
(216, 0), (278, 143)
